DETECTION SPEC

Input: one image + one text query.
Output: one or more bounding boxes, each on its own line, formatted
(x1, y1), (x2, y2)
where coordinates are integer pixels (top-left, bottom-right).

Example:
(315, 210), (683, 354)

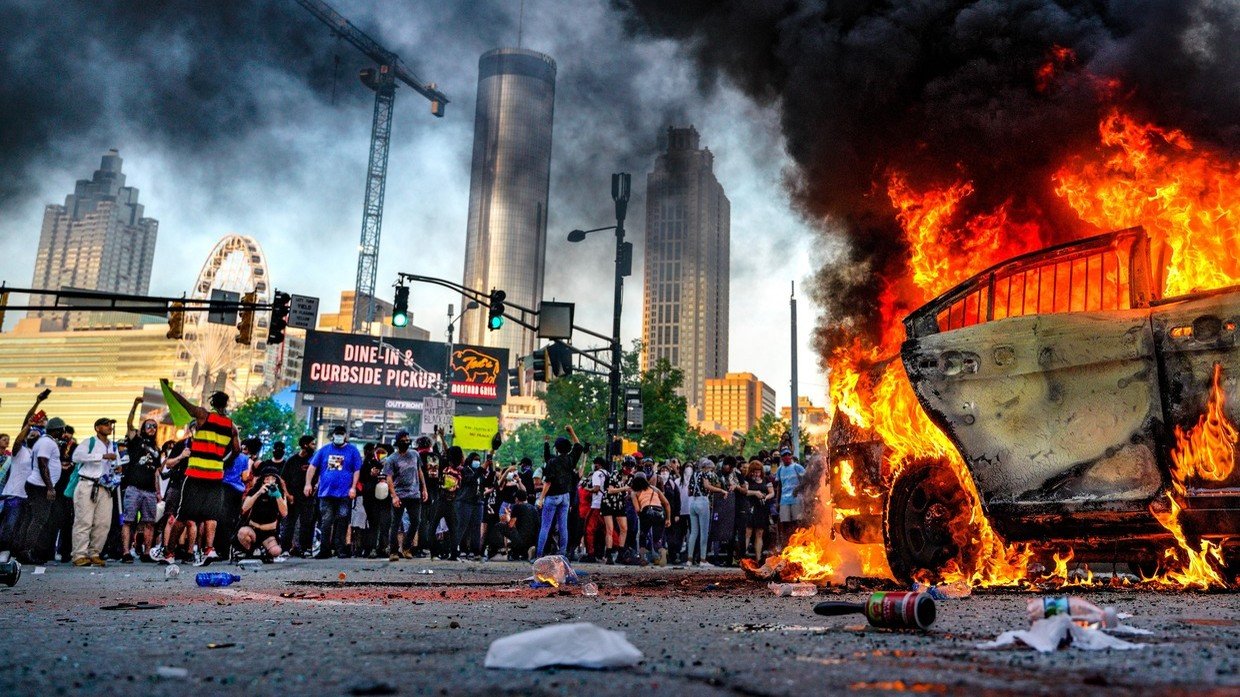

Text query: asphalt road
(0, 557), (1236, 696)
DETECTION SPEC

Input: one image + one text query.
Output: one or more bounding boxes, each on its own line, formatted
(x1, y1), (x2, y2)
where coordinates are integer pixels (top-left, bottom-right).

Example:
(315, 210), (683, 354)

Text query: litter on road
(485, 623), (643, 670)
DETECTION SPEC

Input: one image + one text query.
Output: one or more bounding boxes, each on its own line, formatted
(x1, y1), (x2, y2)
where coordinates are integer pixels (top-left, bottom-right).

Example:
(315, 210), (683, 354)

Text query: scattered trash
(484, 623), (642, 670)
(206, 642), (236, 649)
(530, 555), (579, 587)
(768, 582), (818, 597)
(165, 564), (180, 580)
(978, 615), (1146, 652)
(33, 566), (46, 576)
(416, 569), (434, 575)
(155, 666), (189, 679)
(0, 558), (21, 586)
(338, 572), (347, 584)
(912, 580), (971, 600)
(237, 559), (261, 571)
(100, 601), (166, 611)
(195, 572), (242, 587)
(814, 591), (936, 630)
(581, 582), (599, 597)
(1028, 596), (1116, 628)
(449, 621), (461, 629)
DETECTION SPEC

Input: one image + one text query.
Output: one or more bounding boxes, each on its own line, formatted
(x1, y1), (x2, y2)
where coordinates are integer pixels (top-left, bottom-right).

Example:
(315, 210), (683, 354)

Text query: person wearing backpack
(535, 425), (582, 557)
(69, 418), (121, 567)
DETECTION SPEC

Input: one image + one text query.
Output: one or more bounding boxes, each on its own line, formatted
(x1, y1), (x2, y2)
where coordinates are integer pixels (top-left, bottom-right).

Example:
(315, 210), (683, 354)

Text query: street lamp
(568, 172), (632, 460)
(443, 301), (480, 396)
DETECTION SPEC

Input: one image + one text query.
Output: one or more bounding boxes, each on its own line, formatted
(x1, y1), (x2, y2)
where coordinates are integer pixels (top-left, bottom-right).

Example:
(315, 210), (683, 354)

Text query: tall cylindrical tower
(459, 48), (556, 359)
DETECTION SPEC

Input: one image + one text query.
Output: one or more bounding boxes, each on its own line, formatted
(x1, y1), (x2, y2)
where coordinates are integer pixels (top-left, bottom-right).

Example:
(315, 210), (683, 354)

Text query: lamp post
(444, 301), (479, 396)
(568, 172), (632, 460)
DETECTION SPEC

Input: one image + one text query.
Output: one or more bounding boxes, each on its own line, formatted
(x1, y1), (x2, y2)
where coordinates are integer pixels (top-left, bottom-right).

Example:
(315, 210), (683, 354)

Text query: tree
(230, 396), (306, 448)
(742, 413), (809, 458)
(683, 427), (729, 461)
(539, 372), (609, 452)
(635, 357), (688, 459)
(494, 421), (550, 465)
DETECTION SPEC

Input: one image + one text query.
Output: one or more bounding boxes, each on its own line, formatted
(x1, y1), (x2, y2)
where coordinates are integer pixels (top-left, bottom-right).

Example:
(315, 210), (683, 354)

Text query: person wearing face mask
(305, 426), (361, 559)
(454, 453), (485, 560)
(383, 431), (427, 561)
(121, 397), (162, 563)
(280, 436), (316, 557)
(657, 464), (684, 564)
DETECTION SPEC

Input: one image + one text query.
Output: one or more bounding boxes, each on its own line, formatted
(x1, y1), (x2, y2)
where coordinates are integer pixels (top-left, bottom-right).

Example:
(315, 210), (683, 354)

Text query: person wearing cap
(0, 390), (50, 565)
(121, 397), (162, 563)
(68, 417), (120, 566)
(305, 425), (361, 559)
(775, 447), (807, 547)
(280, 435), (317, 557)
(18, 414), (67, 563)
(159, 380), (240, 566)
(536, 426), (582, 558)
(235, 464), (288, 560)
(383, 430), (426, 561)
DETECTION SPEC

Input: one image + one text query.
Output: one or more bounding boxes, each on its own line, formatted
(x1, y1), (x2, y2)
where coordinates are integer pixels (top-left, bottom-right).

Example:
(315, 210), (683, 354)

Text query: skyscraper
(642, 126), (730, 419)
(459, 48), (557, 359)
(29, 149), (158, 328)
(704, 372), (776, 435)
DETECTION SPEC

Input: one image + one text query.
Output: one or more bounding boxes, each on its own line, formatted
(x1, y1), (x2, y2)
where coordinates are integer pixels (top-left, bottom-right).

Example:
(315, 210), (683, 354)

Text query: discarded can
(0, 558), (22, 587)
(195, 572), (241, 587)
(814, 591), (936, 630)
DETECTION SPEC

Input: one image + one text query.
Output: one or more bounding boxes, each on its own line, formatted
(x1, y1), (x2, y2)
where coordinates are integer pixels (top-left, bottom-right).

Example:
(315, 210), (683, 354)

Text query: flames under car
(867, 227), (1240, 582)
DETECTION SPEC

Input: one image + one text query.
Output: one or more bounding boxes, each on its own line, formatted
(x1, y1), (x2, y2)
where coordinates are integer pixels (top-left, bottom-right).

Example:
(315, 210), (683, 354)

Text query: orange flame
(776, 105), (1239, 589)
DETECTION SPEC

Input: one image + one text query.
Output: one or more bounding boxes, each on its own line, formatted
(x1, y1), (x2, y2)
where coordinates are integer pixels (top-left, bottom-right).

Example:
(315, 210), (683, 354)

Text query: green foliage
(682, 427), (730, 461)
(494, 421), (549, 465)
(540, 372), (609, 451)
(742, 413), (809, 458)
(634, 358), (687, 459)
(230, 396), (306, 448)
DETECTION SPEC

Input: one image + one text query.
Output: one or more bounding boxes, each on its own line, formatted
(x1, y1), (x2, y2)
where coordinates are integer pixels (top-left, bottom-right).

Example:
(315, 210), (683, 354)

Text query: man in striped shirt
(159, 380), (239, 566)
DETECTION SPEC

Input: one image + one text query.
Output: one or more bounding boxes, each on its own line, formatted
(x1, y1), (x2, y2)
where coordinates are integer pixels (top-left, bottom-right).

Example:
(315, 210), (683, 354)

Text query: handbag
(640, 505), (665, 523)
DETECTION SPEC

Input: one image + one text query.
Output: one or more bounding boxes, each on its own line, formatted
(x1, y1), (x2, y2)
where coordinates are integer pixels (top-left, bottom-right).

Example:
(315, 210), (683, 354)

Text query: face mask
(658, 473), (669, 483)
(396, 442), (410, 452)
(332, 435), (345, 446)
(471, 461), (480, 469)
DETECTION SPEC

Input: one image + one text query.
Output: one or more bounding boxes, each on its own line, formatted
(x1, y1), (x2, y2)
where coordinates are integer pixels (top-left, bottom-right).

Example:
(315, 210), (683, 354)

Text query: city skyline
(0, 2), (829, 412)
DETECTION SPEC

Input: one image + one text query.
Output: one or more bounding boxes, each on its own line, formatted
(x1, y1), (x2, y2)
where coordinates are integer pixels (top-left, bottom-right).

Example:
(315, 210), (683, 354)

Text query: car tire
(883, 458), (978, 584)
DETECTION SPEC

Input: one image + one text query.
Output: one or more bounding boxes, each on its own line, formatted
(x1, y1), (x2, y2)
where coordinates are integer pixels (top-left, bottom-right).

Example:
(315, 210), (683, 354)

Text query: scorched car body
(887, 227), (1240, 580)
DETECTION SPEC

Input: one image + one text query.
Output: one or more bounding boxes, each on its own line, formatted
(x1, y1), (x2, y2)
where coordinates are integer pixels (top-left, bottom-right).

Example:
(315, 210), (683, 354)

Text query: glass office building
(459, 48), (557, 359)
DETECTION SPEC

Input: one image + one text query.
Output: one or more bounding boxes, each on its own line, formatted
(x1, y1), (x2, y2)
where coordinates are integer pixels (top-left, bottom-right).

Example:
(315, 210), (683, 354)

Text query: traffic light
(530, 349), (547, 382)
(487, 289), (506, 331)
(236, 292), (256, 345)
(507, 361), (522, 397)
(166, 300), (185, 340)
(392, 285), (410, 328)
(268, 291), (291, 344)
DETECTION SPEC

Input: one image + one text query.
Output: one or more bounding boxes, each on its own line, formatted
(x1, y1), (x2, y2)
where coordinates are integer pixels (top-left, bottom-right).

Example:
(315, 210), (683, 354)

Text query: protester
(658, 462), (685, 564)
(581, 456), (608, 563)
(358, 442), (389, 558)
(18, 415), (67, 564)
(121, 399), (162, 563)
(384, 431), (425, 561)
(743, 460), (774, 560)
(600, 457), (632, 564)
(685, 457), (726, 567)
(630, 472), (671, 566)
(536, 426), (582, 558)
(306, 426), (361, 559)
(280, 435), (316, 557)
(158, 429), (193, 564)
(0, 392), (48, 564)
(161, 381), (240, 567)
(501, 491), (538, 561)
(413, 435), (440, 558)
(68, 418), (120, 567)
(235, 465), (288, 560)
(775, 447), (806, 549)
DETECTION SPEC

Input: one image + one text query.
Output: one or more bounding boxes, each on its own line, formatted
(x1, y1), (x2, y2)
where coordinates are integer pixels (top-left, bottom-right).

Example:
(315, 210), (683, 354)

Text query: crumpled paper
(978, 615), (1150, 652)
(485, 622), (643, 670)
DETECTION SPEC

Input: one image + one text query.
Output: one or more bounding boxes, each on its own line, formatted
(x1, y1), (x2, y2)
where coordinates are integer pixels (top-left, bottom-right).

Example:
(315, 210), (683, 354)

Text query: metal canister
(862, 591), (937, 630)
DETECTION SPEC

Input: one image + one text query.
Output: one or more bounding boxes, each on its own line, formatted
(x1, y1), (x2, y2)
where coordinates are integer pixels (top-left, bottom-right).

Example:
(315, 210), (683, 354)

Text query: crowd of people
(0, 385), (812, 570)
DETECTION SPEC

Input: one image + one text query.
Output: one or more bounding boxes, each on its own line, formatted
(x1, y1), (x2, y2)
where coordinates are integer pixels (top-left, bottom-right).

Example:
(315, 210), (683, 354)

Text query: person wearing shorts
(121, 402), (162, 563)
(775, 448), (806, 548)
(234, 466), (288, 560)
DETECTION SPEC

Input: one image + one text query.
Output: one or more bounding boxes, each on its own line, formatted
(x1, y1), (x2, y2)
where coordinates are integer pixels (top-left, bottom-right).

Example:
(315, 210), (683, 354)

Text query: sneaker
(120, 555), (134, 564)
(271, 554), (287, 563)
(699, 561), (715, 568)
(204, 548), (219, 562)
(389, 553), (400, 562)
(481, 554), (490, 562)
(72, 557), (92, 567)
(90, 555), (106, 567)
(160, 551), (175, 565)
(403, 550), (416, 559)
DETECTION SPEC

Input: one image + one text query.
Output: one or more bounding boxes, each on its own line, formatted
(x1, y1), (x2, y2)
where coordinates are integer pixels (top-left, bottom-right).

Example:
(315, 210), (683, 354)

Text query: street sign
(421, 396), (455, 435)
(288, 294), (319, 330)
(624, 387), (643, 432)
(208, 289), (240, 325)
(537, 301), (574, 340)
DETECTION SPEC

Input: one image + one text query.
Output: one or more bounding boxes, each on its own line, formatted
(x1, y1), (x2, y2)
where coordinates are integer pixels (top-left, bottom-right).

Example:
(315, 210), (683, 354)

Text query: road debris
(485, 623), (642, 670)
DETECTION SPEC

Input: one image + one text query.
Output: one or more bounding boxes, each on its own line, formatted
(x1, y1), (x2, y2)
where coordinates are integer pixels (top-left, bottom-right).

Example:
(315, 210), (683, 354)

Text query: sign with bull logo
(299, 330), (508, 408)
(450, 348), (502, 400)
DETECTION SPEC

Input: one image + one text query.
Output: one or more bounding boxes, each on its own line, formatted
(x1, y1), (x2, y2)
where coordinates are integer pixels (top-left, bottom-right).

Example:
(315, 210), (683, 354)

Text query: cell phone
(38, 389), (51, 400)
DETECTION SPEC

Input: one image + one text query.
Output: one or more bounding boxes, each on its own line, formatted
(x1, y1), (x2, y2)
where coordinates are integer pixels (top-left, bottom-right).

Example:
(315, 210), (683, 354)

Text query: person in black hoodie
(279, 436), (316, 557)
(536, 425), (582, 557)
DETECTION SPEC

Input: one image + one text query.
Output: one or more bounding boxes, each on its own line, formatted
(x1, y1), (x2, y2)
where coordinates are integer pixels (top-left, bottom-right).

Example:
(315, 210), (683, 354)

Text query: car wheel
(884, 458), (977, 584)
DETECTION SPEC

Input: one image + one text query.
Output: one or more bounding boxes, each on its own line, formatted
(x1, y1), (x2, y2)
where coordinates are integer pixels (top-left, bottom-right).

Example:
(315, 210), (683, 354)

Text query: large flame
(779, 63), (1239, 588)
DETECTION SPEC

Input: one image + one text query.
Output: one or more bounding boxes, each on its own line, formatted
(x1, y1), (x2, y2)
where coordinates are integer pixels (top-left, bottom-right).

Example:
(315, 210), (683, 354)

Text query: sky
(0, 0), (835, 411)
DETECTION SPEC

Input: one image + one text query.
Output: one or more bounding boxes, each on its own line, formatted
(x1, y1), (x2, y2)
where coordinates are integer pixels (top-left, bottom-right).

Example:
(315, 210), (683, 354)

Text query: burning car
(883, 226), (1239, 583)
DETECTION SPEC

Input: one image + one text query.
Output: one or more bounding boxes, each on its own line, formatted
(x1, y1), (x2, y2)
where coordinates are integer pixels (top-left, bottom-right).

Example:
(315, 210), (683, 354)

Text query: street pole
(445, 303), (455, 398)
(608, 173), (631, 461)
(790, 281), (800, 460)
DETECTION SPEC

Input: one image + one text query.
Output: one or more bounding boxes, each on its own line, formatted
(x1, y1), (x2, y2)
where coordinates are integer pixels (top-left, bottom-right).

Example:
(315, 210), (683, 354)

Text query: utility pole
(790, 281), (800, 460)
(608, 173), (631, 461)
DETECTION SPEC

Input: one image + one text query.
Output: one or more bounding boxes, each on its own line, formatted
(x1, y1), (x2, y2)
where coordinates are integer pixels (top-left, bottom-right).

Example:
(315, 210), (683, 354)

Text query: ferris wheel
(176, 234), (273, 404)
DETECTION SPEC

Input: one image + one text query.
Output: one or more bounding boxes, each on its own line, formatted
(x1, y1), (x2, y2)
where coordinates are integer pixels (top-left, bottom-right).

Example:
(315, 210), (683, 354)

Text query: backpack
(63, 437), (97, 498)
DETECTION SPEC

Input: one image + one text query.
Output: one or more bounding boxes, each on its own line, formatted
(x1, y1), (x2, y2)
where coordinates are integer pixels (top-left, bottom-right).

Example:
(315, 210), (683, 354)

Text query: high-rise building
(317, 290), (430, 341)
(459, 48), (557, 360)
(29, 149), (158, 328)
(642, 126), (730, 420)
(703, 372), (776, 435)
(781, 396), (830, 428)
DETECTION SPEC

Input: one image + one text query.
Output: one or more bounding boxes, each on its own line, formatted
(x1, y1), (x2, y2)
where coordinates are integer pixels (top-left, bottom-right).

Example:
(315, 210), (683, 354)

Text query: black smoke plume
(614, 0), (1240, 359)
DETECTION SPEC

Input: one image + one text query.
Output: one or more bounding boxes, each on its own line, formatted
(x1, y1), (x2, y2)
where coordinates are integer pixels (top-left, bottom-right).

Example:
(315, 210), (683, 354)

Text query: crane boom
(292, 0), (448, 332)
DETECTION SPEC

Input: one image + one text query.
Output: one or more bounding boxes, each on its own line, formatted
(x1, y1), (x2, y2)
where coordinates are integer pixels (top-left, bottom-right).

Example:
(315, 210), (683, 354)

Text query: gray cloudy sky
(0, 0), (834, 410)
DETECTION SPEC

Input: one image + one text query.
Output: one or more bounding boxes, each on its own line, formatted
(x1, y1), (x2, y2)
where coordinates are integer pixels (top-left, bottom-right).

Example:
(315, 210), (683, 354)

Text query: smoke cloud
(614, 0), (1240, 358)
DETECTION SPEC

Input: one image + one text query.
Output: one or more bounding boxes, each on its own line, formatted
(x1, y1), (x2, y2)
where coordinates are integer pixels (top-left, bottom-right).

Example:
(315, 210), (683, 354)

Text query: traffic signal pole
(607, 173), (631, 461)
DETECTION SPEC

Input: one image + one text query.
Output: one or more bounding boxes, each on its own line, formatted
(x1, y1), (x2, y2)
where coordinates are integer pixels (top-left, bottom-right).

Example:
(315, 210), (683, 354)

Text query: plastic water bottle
(164, 563), (180, 580)
(195, 572), (241, 587)
(1027, 596), (1117, 628)
(768, 582), (818, 597)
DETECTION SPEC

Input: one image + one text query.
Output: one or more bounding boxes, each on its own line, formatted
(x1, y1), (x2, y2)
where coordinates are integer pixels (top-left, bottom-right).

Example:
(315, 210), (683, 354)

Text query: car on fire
(882, 226), (1240, 582)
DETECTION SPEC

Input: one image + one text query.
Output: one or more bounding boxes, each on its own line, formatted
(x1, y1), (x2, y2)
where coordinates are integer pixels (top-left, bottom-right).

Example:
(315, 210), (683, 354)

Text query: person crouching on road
(70, 418), (120, 567)
(234, 466), (288, 561)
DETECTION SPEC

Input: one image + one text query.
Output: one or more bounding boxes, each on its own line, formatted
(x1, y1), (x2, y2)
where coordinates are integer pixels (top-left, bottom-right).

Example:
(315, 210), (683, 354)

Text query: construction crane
(293, 0), (449, 333)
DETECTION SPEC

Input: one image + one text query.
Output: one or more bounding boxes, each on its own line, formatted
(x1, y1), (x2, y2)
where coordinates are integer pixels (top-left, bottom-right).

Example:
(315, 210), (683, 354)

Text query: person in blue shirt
(775, 447), (806, 549)
(305, 426), (361, 559)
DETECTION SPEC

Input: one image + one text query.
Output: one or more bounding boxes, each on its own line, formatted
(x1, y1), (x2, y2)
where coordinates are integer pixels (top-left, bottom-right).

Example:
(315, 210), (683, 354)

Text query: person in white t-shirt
(581, 456), (608, 562)
(0, 391), (49, 563)
(19, 416), (66, 563)
(70, 418), (120, 567)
